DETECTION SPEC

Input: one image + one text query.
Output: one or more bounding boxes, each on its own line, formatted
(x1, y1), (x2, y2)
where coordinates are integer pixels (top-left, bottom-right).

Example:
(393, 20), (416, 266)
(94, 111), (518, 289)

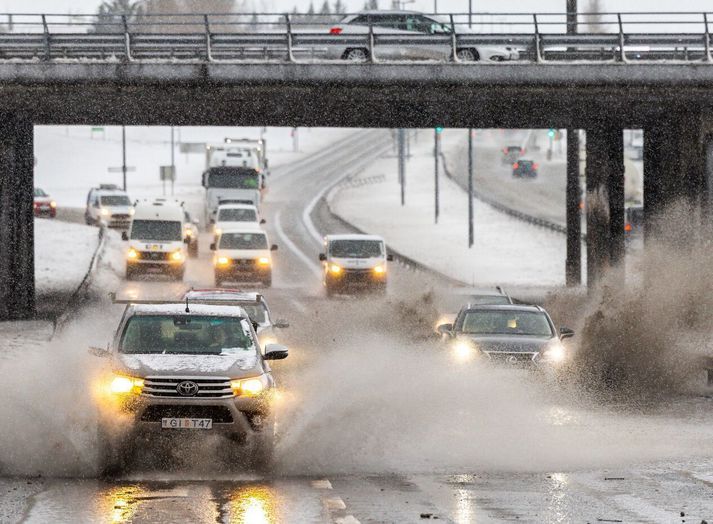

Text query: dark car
(512, 160), (538, 178)
(502, 145), (524, 165)
(437, 304), (574, 367)
(33, 188), (56, 218)
(625, 205), (644, 237)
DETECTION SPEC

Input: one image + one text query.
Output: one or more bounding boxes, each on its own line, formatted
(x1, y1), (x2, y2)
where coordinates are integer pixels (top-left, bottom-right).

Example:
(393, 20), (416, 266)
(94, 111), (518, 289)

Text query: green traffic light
(548, 128), (556, 138)
(435, 127), (444, 134)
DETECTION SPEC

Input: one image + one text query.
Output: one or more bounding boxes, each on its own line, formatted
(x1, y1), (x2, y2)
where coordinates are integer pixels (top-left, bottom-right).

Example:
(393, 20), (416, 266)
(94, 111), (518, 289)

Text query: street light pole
(398, 128), (406, 206)
(170, 126), (175, 196)
(468, 128), (474, 247)
(434, 0), (438, 14)
(434, 128), (441, 224)
(121, 125), (127, 192)
(469, 0), (473, 28)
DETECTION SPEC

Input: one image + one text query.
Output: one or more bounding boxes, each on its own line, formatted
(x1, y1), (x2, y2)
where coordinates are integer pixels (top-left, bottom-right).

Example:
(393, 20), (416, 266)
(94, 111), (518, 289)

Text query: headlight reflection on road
(226, 486), (279, 524)
(97, 485), (144, 523)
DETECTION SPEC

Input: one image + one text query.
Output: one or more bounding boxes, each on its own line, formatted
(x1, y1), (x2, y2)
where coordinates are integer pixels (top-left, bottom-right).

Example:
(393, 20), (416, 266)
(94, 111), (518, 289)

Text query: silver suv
(92, 302), (288, 475)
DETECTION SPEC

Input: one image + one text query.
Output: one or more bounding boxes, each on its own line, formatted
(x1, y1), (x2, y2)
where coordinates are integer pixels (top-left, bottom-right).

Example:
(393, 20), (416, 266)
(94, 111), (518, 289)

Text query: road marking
(290, 298), (308, 313)
(273, 210), (321, 277)
(311, 479), (333, 489)
(324, 497), (347, 510)
(335, 516), (361, 524)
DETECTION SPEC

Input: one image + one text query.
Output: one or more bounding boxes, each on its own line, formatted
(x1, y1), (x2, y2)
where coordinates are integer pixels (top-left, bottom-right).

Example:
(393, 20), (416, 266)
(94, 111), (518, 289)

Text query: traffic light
(548, 128), (556, 138)
(435, 127), (444, 134)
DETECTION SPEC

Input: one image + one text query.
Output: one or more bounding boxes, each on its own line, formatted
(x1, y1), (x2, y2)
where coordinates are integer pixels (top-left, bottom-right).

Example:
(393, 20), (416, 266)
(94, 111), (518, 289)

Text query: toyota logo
(176, 381), (199, 397)
(507, 356), (518, 365)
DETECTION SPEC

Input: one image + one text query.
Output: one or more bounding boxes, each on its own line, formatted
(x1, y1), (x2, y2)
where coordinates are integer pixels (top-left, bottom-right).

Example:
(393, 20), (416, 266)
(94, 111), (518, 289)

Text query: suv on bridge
(92, 301), (289, 475)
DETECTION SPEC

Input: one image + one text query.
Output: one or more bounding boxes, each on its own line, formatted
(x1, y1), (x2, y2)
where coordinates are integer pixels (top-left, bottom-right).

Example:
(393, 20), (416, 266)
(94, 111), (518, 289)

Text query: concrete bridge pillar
(585, 127), (625, 288)
(0, 115), (35, 320)
(643, 113), (705, 247)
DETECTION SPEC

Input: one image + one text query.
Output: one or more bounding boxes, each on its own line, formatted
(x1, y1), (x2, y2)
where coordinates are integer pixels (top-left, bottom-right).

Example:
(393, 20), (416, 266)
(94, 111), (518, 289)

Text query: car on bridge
(33, 187), (56, 218)
(324, 10), (518, 62)
(211, 226), (277, 287)
(512, 160), (538, 178)
(182, 288), (290, 352)
(319, 234), (393, 296)
(437, 304), (574, 367)
(92, 301), (288, 475)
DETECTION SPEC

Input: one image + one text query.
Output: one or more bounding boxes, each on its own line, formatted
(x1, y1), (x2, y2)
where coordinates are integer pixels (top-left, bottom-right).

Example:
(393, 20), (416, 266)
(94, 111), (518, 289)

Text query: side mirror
(270, 244), (278, 251)
(121, 231), (129, 241)
(210, 243), (216, 251)
(260, 219), (266, 224)
(559, 327), (575, 339)
(387, 254), (394, 262)
(88, 345), (111, 358)
(319, 253), (327, 261)
(274, 319), (290, 329)
(210, 218), (215, 224)
(251, 320), (260, 332)
(264, 343), (289, 360)
(436, 323), (453, 335)
(183, 237), (190, 244)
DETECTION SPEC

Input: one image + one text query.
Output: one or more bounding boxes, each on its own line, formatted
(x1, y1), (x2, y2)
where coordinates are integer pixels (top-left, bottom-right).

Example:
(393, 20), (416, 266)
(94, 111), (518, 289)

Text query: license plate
(161, 418), (213, 429)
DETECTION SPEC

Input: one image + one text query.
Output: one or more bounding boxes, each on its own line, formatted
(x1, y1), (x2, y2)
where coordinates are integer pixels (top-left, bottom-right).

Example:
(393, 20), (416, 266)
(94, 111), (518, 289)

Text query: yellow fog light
(170, 250), (184, 262)
(110, 375), (144, 395)
(231, 375), (268, 397)
(257, 257), (271, 266)
(101, 208), (110, 216)
(216, 256), (230, 266)
(127, 248), (138, 260)
(329, 264), (342, 274)
(373, 265), (385, 274)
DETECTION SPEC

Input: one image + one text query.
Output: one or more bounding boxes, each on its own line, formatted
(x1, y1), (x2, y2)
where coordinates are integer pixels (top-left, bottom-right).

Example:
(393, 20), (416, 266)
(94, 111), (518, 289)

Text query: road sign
(160, 165), (176, 181)
(179, 142), (206, 154)
(108, 166), (135, 173)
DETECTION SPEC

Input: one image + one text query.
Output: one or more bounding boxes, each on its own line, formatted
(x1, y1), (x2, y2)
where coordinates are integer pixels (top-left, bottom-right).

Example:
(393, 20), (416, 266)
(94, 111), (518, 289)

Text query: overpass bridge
(2, 11), (713, 318)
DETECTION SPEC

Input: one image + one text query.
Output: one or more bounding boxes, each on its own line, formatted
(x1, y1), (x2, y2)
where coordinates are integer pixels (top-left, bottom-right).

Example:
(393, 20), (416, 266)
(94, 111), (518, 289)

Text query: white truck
(202, 166), (263, 227)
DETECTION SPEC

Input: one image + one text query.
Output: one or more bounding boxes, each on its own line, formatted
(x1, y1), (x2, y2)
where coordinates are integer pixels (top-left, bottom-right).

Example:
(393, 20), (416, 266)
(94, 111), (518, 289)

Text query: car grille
(142, 377), (234, 398)
(140, 405), (234, 423)
(484, 352), (536, 364)
(342, 268), (374, 281)
(137, 251), (171, 261)
(111, 214), (130, 220)
(227, 258), (257, 268)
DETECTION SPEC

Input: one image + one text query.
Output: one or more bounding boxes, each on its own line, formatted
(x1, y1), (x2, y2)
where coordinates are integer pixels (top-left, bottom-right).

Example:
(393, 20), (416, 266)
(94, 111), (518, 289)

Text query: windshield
(218, 208), (258, 222)
(130, 220), (182, 242)
(206, 168), (260, 189)
(458, 310), (553, 337)
(219, 232), (268, 250)
(101, 195), (131, 206)
(330, 240), (383, 258)
(34, 188), (48, 197)
(120, 315), (256, 355)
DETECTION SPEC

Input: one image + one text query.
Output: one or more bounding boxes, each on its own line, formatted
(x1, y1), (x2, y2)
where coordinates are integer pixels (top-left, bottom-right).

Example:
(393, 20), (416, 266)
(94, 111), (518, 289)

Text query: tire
(97, 426), (128, 478)
(456, 48), (479, 62)
(188, 241), (199, 258)
(343, 48), (369, 62)
(125, 266), (136, 281)
(262, 273), (272, 288)
(174, 268), (185, 281)
(251, 422), (275, 473)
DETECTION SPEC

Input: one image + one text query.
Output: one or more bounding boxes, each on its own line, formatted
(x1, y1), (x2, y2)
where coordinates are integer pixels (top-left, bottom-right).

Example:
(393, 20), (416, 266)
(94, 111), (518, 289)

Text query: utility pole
(434, 0), (438, 13)
(434, 128), (442, 224)
(121, 125), (127, 192)
(398, 128), (406, 206)
(468, 128), (474, 247)
(565, 0), (581, 286)
(170, 126), (175, 196)
(468, 0), (473, 28)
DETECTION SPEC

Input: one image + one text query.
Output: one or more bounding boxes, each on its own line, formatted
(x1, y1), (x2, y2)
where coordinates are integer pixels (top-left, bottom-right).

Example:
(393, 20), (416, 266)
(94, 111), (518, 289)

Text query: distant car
(213, 203), (264, 240)
(319, 234), (393, 296)
(33, 188), (56, 218)
(625, 205), (644, 237)
(211, 226), (277, 287)
(437, 304), (574, 367)
(183, 288), (290, 352)
(85, 185), (133, 229)
(183, 209), (200, 258)
(502, 145), (524, 165)
(324, 10), (519, 62)
(433, 286), (514, 335)
(512, 160), (538, 178)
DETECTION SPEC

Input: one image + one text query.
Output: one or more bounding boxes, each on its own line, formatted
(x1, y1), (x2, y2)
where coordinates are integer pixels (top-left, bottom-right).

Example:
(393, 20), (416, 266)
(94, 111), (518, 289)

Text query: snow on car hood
(330, 256), (384, 269)
(116, 351), (260, 378)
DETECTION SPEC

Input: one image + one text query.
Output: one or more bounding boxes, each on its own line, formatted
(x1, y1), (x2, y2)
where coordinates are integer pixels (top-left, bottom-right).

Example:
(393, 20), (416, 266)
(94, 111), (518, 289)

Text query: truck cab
(122, 200), (188, 281)
(203, 167), (262, 227)
(319, 234), (393, 296)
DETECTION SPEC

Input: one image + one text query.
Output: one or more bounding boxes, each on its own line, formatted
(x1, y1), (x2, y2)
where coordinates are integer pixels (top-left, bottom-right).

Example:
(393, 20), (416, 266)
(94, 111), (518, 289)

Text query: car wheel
(189, 242), (199, 258)
(456, 48), (479, 62)
(125, 266), (135, 281)
(97, 426), (128, 478)
(343, 48), (369, 62)
(251, 422), (275, 472)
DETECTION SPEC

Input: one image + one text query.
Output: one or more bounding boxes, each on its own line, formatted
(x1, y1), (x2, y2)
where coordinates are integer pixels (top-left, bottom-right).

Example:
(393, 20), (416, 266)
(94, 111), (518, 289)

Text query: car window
(422, 16), (452, 34)
(219, 232), (268, 250)
(120, 315), (256, 355)
(130, 220), (182, 242)
(458, 310), (553, 337)
(329, 240), (383, 258)
(349, 15), (369, 25)
(218, 208), (258, 223)
(34, 188), (47, 197)
(370, 14), (406, 30)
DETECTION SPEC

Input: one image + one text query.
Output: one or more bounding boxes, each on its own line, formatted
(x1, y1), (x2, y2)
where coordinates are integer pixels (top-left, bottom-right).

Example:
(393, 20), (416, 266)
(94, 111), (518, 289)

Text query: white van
(122, 200), (188, 281)
(85, 185), (133, 229)
(319, 234), (393, 296)
(213, 203), (265, 239)
(211, 226), (277, 287)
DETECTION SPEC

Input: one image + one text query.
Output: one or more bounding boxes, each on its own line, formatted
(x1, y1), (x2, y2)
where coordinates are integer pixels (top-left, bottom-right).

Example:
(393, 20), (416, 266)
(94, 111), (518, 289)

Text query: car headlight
(184, 228), (192, 237)
(127, 248), (138, 260)
(373, 265), (385, 274)
(100, 208), (110, 216)
(50, 200), (57, 209)
(329, 264), (342, 274)
(540, 342), (566, 363)
(452, 340), (478, 362)
(216, 256), (230, 266)
(109, 374), (144, 395)
(231, 374), (269, 397)
(170, 250), (184, 262)
(128, 208), (135, 216)
(214, 227), (222, 236)
(257, 256), (271, 266)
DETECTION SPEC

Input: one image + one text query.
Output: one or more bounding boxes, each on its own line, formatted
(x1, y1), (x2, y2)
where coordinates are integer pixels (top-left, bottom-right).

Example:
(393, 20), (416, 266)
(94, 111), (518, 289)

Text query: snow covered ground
(329, 129), (569, 287)
(35, 126), (354, 208)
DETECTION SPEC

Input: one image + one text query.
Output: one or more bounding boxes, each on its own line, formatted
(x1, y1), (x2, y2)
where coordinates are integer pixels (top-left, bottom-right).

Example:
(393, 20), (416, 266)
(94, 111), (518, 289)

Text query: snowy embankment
(329, 130), (568, 287)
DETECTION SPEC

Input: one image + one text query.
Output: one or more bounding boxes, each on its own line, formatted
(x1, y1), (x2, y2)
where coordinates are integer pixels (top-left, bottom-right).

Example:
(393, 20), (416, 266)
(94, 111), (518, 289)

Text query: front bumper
(34, 205), (56, 218)
(215, 261), (271, 281)
(326, 269), (386, 289)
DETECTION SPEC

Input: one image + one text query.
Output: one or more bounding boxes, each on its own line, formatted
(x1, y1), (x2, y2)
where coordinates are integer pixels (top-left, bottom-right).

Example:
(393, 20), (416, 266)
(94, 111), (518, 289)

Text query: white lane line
(311, 479), (333, 490)
(335, 516), (361, 524)
(303, 186), (330, 246)
(324, 497), (347, 511)
(274, 209), (321, 278)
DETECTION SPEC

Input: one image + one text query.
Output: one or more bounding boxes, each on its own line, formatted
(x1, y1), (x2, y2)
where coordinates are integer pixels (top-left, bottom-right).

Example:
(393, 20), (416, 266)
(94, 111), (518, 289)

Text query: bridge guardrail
(1, 11), (713, 64)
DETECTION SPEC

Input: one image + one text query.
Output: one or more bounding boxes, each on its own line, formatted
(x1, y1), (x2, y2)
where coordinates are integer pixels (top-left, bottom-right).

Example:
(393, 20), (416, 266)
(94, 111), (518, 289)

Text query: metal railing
(0, 11), (713, 63)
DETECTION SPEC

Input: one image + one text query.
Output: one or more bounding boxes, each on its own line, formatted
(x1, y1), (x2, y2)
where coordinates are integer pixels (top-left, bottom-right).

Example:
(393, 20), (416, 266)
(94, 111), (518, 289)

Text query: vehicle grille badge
(176, 381), (199, 397)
